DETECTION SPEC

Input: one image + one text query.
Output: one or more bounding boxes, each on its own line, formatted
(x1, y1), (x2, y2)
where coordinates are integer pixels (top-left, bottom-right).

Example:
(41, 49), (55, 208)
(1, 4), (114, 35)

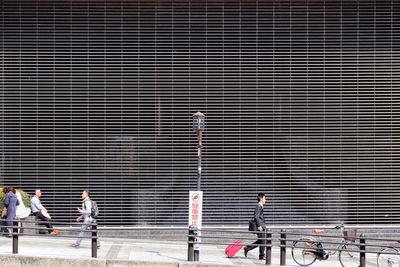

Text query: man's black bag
(248, 219), (257, 232)
(90, 200), (99, 218)
(84, 200), (99, 218)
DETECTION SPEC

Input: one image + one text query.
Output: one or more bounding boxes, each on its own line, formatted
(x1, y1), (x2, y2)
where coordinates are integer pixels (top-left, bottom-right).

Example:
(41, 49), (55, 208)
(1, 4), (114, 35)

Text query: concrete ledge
(0, 255), (255, 267)
(0, 255), (106, 267)
(0, 255), (179, 267)
(180, 263), (251, 267)
(107, 259), (178, 267)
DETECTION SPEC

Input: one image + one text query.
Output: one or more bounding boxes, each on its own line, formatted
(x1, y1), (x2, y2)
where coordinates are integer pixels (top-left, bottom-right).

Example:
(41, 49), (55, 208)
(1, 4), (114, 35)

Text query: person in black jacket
(244, 193), (267, 260)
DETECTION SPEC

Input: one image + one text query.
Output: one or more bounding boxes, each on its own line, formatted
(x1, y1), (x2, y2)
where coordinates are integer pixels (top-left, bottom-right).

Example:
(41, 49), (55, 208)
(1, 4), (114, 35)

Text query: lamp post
(193, 111), (205, 191)
(190, 111), (205, 262)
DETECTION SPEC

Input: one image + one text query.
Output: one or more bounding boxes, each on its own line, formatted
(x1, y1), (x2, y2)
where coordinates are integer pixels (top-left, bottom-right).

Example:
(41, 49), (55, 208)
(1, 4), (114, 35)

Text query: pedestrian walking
(16, 190), (31, 233)
(71, 190), (100, 248)
(16, 190), (31, 219)
(244, 193), (267, 260)
(31, 189), (60, 235)
(4, 186), (19, 237)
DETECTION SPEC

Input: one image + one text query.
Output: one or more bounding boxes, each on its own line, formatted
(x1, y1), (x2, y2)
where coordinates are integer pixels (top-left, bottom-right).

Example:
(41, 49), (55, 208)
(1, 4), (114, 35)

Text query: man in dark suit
(244, 193), (267, 260)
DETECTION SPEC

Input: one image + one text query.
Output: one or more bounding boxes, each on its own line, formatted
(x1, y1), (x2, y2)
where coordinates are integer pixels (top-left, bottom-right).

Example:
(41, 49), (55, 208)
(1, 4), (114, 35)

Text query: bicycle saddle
(313, 229), (325, 235)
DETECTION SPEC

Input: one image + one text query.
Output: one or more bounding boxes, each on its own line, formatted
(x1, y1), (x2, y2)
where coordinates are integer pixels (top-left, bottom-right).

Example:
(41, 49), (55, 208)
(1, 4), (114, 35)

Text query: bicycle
(377, 242), (400, 267)
(291, 224), (360, 267)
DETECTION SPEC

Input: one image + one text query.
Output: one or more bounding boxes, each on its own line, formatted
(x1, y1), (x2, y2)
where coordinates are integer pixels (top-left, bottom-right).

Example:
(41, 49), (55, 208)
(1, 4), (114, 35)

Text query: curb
(0, 255), (267, 267)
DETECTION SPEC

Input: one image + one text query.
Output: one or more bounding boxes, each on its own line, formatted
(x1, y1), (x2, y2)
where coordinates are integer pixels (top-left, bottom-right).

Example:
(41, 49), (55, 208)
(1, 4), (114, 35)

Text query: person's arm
(78, 200), (91, 216)
(254, 205), (265, 230)
(4, 194), (9, 208)
(77, 213), (84, 222)
(77, 202), (86, 222)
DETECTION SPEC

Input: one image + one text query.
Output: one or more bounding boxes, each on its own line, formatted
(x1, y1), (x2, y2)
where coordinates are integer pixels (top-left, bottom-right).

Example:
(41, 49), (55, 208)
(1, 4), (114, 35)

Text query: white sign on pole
(189, 191), (203, 250)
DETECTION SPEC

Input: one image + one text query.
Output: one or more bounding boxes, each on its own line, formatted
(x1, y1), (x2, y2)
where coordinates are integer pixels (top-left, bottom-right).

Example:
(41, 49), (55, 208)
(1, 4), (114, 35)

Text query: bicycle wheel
(338, 243), (360, 267)
(291, 239), (317, 266)
(377, 247), (399, 267)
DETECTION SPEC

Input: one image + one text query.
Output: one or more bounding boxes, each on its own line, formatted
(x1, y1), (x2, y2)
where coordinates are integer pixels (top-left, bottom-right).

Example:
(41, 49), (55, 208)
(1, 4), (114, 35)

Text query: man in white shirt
(31, 189), (60, 235)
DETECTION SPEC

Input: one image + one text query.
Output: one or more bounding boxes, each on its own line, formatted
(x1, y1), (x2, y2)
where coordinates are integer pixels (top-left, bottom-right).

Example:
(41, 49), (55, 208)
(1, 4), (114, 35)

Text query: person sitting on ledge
(31, 189), (60, 235)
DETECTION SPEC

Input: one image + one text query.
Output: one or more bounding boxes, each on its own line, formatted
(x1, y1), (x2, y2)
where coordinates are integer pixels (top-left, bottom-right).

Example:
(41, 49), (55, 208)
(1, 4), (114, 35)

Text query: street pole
(196, 127), (203, 191)
(193, 111), (205, 191)
(192, 111), (205, 262)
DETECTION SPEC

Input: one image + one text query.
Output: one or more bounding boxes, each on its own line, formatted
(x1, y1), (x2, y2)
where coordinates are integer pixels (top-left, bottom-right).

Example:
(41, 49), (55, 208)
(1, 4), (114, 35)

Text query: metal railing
(1, 218), (98, 258)
(278, 228), (365, 267)
(186, 226), (400, 267)
(187, 227), (274, 265)
(3, 220), (400, 266)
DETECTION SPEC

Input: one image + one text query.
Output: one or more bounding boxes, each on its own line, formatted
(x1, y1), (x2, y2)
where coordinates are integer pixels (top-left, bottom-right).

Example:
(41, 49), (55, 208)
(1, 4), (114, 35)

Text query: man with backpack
(71, 189), (100, 248)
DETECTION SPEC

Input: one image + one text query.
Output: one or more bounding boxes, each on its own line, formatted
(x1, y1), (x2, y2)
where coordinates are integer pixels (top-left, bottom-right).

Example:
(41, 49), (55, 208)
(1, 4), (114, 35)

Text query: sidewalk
(0, 236), (376, 266)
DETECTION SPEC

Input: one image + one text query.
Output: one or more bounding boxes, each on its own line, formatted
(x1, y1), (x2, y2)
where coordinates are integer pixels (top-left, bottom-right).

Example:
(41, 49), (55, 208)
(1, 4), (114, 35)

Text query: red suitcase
(225, 240), (244, 257)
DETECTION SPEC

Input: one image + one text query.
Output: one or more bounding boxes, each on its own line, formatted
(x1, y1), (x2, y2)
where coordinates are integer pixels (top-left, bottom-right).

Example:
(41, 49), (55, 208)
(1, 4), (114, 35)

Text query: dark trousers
(245, 231), (266, 257)
(33, 212), (53, 234)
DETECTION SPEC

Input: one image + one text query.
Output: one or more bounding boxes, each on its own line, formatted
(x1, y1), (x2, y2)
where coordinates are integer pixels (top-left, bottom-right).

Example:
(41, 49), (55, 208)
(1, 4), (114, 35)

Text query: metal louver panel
(1, 0), (399, 226)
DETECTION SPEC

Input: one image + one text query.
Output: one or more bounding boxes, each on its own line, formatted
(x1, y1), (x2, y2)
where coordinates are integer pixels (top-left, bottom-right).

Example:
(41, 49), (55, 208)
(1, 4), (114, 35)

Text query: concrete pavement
(0, 235), (379, 267)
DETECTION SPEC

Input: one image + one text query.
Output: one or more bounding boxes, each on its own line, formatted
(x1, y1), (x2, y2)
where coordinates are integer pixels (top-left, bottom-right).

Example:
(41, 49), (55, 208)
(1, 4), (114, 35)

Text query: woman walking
(4, 187), (19, 237)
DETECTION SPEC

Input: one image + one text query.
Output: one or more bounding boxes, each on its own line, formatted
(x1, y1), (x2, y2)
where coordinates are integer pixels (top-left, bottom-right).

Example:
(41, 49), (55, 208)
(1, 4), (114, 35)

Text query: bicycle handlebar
(333, 223), (345, 230)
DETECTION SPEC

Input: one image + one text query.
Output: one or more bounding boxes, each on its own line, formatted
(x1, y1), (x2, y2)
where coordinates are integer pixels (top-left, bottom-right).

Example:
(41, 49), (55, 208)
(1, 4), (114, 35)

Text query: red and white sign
(189, 191), (203, 251)
(189, 191), (203, 228)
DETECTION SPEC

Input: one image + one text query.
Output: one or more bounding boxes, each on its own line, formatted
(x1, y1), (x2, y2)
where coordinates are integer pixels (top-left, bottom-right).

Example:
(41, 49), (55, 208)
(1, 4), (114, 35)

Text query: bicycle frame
(298, 224), (351, 256)
(314, 224), (349, 257)
(292, 223), (358, 266)
(326, 238), (352, 256)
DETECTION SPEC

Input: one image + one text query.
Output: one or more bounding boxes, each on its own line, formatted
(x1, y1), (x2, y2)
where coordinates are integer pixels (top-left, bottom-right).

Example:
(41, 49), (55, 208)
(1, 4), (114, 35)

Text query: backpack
(85, 199), (99, 218)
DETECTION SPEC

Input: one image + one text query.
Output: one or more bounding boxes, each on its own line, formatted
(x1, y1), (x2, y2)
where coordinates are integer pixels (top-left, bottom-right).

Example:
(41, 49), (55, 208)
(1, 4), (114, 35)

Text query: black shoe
(244, 248), (248, 257)
(259, 255), (266, 260)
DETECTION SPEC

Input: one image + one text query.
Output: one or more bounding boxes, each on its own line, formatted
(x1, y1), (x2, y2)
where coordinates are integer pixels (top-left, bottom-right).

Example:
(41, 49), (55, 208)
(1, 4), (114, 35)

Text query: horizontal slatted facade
(0, 0), (399, 226)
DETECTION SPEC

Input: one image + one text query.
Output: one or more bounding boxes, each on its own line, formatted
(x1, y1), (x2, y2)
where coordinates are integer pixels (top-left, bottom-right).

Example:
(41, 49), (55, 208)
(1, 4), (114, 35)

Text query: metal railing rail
(4, 220), (400, 267)
(279, 229), (400, 267)
(187, 227), (400, 267)
(194, 225), (398, 230)
(1, 219), (190, 260)
(1, 219), (98, 258)
(188, 227), (273, 265)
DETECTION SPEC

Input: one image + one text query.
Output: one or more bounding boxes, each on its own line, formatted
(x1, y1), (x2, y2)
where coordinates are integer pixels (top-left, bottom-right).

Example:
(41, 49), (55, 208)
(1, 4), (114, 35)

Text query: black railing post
(193, 229), (199, 261)
(12, 220), (18, 254)
(188, 227), (194, 261)
(265, 228), (272, 265)
(360, 233), (366, 267)
(280, 229), (286, 266)
(91, 223), (97, 258)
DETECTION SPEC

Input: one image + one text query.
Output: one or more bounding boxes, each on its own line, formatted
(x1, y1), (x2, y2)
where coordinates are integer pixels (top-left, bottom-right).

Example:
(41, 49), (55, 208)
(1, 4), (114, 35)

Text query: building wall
(1, 0), (399, 226)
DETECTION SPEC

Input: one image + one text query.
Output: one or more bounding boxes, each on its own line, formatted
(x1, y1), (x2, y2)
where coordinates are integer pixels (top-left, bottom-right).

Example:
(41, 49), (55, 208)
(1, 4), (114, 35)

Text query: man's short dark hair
(257, 193), (265, 202)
